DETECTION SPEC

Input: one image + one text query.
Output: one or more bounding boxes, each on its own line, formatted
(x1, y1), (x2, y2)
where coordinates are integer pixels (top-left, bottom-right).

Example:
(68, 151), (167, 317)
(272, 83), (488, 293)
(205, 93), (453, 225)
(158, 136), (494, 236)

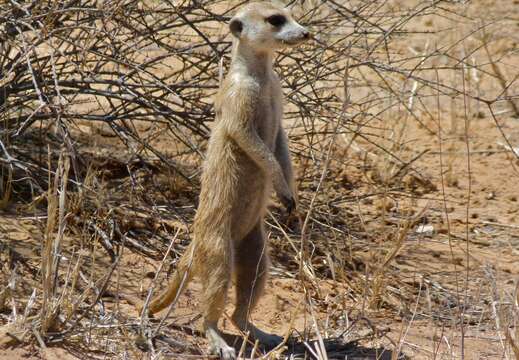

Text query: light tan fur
(140, 3), (310, 359)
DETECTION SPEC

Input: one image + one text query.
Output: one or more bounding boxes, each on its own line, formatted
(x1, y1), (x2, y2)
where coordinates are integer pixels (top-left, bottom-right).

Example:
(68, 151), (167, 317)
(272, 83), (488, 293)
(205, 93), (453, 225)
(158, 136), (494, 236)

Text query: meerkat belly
(231, 98), (279, 240)
(195, 139), (268, 241)
(256, 95), (280, 147)
(230, 151), (269, 241)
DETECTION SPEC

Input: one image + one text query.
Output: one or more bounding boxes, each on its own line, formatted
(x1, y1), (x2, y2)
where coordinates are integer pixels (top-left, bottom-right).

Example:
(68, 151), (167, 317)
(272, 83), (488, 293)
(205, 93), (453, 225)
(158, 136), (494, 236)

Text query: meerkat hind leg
(232, 223), (283, 349)
(201, 238), (236, 360)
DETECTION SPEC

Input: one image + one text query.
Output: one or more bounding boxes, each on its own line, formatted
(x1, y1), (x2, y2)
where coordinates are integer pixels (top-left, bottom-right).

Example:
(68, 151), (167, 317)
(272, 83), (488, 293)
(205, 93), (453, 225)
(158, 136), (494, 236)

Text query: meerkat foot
(206, 323), (236, 360)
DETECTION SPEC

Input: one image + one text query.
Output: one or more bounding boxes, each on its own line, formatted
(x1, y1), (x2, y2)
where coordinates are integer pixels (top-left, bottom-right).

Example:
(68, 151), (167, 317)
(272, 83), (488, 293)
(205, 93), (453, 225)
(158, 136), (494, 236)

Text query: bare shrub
(1, 0), (518, 358)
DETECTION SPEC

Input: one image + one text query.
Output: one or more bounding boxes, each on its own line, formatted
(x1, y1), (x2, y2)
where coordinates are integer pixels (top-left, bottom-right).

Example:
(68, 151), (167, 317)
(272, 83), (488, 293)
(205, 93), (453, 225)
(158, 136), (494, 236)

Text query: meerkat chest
(254, 78), (282, 148)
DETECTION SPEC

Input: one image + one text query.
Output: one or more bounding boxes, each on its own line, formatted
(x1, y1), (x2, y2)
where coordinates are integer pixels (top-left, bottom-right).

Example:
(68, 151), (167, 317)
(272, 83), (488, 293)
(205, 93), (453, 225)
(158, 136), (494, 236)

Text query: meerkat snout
(274, 19), (310, 46)
(229, 2), (310, 50)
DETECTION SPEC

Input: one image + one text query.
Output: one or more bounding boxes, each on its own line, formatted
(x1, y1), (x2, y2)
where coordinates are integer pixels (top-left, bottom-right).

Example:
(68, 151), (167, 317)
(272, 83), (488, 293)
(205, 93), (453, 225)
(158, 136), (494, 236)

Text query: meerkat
(140, 2), (310, 359)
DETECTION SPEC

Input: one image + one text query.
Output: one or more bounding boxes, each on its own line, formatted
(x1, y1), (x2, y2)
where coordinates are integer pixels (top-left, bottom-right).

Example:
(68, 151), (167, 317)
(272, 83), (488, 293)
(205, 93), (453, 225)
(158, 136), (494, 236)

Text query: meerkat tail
(147, 242), (197, 315)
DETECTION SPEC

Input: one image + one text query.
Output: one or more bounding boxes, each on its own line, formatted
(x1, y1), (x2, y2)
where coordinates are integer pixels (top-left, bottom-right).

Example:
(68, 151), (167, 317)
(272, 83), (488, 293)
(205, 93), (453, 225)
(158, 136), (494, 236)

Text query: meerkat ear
(229, 18), (243, 38)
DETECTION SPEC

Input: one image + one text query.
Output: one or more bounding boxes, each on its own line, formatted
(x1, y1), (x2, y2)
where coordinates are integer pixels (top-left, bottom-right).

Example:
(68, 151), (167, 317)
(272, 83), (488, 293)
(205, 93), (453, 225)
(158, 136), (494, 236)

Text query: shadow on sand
(223, 333), (407, 360)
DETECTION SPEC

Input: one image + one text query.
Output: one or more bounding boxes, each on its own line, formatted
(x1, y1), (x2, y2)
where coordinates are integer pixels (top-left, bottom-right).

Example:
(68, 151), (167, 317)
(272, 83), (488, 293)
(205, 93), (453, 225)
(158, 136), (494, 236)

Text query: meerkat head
(229, 2), (310, 52)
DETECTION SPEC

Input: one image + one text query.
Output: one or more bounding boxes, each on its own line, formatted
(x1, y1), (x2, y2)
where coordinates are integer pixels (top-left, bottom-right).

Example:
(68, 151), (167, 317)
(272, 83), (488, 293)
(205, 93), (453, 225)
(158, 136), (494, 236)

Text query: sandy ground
(2, 0), (519, 359)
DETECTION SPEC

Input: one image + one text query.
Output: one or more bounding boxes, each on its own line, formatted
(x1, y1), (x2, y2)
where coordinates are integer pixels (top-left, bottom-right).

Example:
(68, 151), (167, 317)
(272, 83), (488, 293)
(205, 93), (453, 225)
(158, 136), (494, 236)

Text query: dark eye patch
(266, 14), (286, 27)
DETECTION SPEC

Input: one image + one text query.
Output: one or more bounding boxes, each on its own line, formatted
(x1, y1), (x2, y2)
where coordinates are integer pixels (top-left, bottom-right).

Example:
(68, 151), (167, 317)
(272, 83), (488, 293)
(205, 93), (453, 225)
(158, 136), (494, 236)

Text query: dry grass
(1, 0), (519, 359)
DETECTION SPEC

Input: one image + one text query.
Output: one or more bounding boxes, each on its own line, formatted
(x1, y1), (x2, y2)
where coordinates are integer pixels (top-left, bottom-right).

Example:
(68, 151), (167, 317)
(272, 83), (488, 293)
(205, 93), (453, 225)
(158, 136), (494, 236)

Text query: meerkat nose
(302, 30), (311, 39)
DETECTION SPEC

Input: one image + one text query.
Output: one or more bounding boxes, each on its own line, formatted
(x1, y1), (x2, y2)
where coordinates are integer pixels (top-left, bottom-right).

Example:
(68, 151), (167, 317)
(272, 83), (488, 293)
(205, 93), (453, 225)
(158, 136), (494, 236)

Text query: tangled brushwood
(1, 0), (519, 358)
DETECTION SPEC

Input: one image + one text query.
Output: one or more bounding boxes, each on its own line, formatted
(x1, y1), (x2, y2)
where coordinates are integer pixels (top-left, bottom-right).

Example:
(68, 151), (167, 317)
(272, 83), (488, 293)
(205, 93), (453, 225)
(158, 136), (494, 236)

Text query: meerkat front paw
(278, 192), (296, 215)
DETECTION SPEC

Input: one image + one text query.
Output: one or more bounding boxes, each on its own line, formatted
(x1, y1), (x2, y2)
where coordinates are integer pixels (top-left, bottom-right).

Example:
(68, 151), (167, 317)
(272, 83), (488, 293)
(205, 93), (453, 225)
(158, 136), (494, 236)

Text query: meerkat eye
(266, 14), (286, 27)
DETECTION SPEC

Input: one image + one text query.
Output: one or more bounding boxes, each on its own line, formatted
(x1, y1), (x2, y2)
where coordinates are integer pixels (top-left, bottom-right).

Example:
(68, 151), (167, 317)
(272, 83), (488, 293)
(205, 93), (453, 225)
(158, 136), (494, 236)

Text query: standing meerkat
(141, 2), (310, 359)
